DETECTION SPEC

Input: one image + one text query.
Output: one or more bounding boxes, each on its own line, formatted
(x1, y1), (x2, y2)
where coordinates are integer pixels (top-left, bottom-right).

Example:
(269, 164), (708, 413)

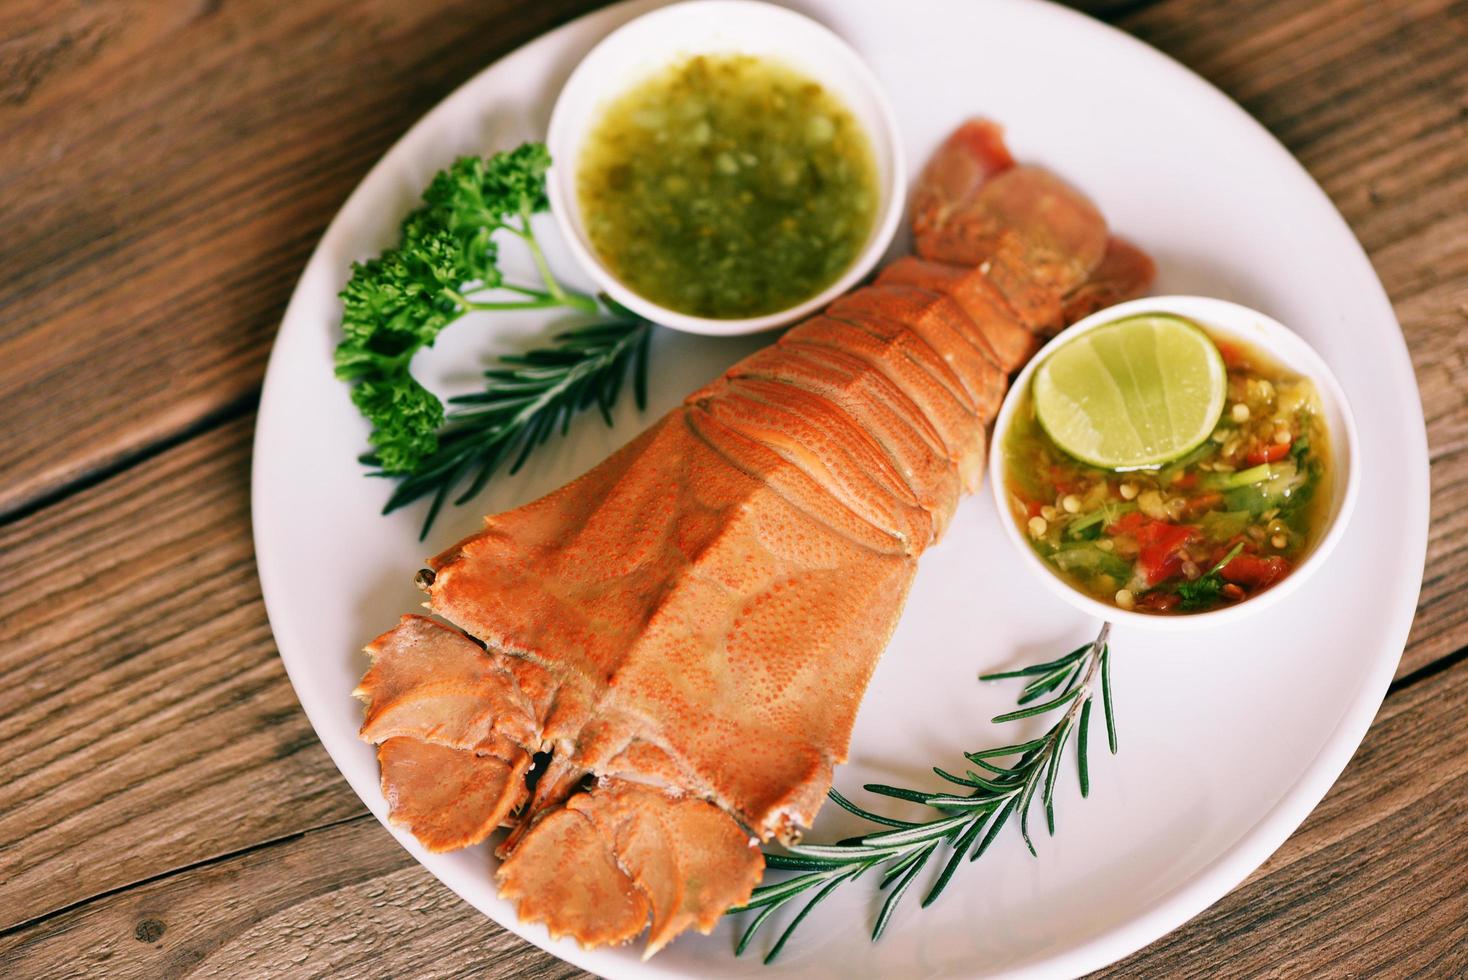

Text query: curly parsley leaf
(347, 371), (445, 475)
(421, 142), (551, 235)
(331, 142), (651, 535)
(333, 142), (593, 476)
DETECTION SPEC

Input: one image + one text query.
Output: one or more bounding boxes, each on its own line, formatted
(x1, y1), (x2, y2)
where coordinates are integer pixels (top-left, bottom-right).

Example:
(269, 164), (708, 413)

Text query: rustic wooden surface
(0, 0), (1464, 976)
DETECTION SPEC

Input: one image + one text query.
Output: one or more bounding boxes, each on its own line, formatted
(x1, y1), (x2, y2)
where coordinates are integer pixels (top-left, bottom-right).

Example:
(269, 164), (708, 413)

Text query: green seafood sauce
(577, 54), (878, 319)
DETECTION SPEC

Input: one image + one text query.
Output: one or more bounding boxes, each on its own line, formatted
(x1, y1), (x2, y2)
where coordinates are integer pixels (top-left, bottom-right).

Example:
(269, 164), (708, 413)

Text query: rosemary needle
(730, 621), (1117, 963)
(334, 144), (655, 537)
(381, 315), (651, 538)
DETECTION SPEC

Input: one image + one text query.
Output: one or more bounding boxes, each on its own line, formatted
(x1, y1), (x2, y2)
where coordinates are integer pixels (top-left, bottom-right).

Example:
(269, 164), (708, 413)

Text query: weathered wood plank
(5, 640), (1465, 978)
(1111, 0), (1468, 674)
(0, 0), (1464, 976)
(0, 418), (365, 930)
(0, 397), (1451, 941)
(0, 417), (1458, 972)
(0, 816), (584, 980)
(3, 0), (1463, 668)
(0, 0), (608, 519)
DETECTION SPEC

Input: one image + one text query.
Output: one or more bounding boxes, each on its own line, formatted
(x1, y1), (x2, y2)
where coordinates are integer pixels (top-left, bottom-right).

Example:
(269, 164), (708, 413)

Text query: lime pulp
(1031, 314), (1228, 470)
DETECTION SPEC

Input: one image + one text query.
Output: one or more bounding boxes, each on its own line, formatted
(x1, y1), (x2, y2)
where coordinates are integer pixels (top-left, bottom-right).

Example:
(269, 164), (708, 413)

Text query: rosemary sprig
(731, 622), (1117, 963)
(378, 311), (652, 538)
(336, 143), (658, 537)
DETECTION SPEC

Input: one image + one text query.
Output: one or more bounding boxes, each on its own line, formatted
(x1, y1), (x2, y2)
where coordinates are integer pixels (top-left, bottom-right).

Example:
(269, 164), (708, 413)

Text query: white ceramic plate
(251, 1), (1429, 977)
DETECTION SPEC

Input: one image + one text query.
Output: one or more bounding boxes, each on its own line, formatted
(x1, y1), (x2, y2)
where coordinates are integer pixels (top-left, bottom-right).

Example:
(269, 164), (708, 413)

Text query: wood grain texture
(0, 381), (1454, 968)
(0, 818), (583, 980)
(0, 0), (607, 519)
(1111, 0), (1468, 673)
(5, 650), (1466, 978)
(0, 418), (364, 930)
(0, 0), (1465, 976)
(3, 0), (1464, 661)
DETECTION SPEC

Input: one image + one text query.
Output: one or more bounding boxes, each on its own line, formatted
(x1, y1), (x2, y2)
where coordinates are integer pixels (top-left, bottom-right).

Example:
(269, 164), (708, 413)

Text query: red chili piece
(1137, 522), (1196, 586)
(1107, 513), (1196, 586)
(1221, 553), (1291, 589)
(1245, 441), (1291, 466)
(1106, 512), (1148, 535)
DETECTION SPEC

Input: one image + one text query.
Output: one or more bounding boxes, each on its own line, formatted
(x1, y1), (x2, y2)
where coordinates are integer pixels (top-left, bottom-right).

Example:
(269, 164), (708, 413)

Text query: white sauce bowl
(545, 0), (905, 336)
(989, 296), (1360, 632)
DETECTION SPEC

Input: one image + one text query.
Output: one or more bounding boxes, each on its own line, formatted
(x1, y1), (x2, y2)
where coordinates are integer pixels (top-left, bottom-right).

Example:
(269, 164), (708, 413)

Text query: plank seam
(1387, 640), (1468, 695)
(2, 641), (1463, 939)
(0, 811), (374, 941)
(0, 389), (260, 528)
(1095, 0), (1173, 20)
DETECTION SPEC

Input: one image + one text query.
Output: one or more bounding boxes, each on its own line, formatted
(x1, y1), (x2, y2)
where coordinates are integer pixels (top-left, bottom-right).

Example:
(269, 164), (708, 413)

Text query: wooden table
(2, 0), (1464, 975)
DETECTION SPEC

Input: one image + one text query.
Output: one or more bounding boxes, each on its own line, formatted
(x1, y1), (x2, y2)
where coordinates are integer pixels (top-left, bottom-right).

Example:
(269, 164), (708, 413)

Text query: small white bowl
(545, 0), (905, 336)
(989, 296), (1360, 632)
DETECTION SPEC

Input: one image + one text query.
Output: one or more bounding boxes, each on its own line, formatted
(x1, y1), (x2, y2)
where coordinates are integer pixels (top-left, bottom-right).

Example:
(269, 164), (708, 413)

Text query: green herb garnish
(1176, 541), (1245, 610)
(384, 316), (650, 536)
(334, 143), (651, 535)
(731, 623), (1118, 963)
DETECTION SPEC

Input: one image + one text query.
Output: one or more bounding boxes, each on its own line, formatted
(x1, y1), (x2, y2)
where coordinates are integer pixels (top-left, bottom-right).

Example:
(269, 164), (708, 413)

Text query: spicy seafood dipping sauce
(1003, 329), (1332, 615)
(576, 53), (878, 319)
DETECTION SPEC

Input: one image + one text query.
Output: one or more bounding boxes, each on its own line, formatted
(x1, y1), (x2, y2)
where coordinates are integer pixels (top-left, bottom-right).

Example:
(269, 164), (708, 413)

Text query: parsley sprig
(731, 622), (1117, 963)
(333, 143), (651, 535)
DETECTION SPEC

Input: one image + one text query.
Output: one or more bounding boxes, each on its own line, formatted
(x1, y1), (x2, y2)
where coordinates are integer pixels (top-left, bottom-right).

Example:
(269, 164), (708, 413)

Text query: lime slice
(1032, 314), (1227, 469)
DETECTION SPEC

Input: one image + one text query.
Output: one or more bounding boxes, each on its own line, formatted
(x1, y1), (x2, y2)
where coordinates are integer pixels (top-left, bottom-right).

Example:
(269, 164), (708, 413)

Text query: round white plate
(252, 1), (1429, 977)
